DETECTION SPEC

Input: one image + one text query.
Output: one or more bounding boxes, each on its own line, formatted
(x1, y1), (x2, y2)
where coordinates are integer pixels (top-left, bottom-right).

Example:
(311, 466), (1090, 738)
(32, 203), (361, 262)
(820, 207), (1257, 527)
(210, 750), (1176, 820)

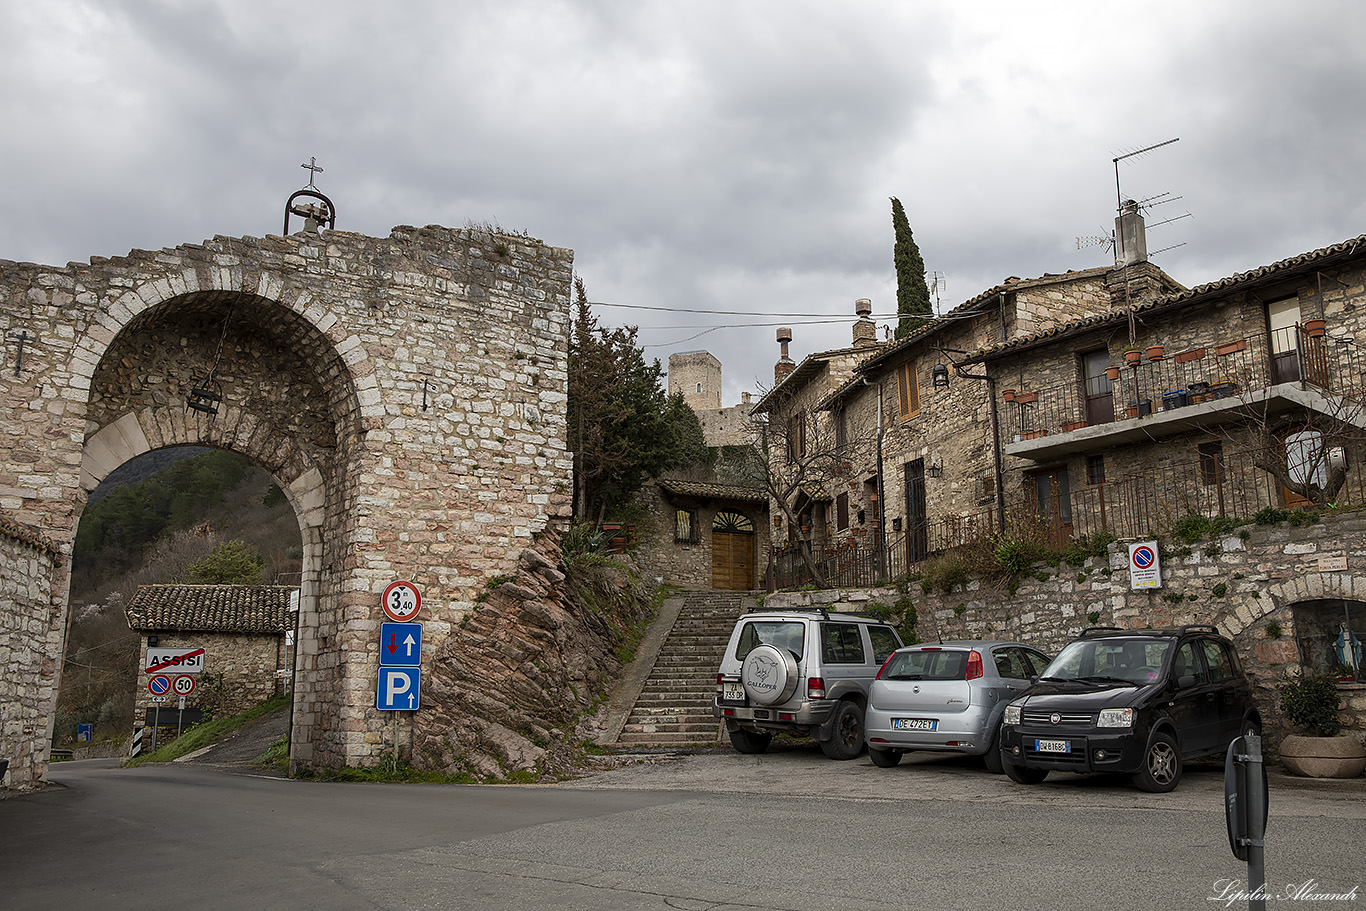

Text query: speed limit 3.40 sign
(381, 580), (422, 622)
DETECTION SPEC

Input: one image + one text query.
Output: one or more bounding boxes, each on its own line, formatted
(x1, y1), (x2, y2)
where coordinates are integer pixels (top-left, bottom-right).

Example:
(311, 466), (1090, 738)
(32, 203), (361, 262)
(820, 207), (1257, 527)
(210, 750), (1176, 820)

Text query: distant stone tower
(669, 351), (722, 411)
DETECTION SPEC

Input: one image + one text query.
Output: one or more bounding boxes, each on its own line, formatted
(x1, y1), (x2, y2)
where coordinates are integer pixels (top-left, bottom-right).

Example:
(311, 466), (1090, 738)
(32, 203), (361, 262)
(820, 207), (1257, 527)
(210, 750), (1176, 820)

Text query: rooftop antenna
(929, 271), (945, 313)
(1106, 138), (1184, 343)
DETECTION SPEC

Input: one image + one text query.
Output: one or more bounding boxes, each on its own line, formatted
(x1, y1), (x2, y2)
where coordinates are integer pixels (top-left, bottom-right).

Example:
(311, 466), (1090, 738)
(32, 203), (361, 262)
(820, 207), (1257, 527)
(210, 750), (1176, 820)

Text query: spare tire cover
(741, 644), (800, 706)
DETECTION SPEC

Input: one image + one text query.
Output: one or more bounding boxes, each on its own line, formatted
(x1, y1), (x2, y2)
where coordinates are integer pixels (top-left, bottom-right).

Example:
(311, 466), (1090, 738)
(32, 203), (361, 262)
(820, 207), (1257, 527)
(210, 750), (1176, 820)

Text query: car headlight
(1097, 708), (1134, 728)
(1003, 704), (1022, 725)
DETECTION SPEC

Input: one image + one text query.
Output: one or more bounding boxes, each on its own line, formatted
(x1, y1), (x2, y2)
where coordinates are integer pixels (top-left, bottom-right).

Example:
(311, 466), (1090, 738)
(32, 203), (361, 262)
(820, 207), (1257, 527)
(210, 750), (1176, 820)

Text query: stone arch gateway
(0, 225), (573, 788)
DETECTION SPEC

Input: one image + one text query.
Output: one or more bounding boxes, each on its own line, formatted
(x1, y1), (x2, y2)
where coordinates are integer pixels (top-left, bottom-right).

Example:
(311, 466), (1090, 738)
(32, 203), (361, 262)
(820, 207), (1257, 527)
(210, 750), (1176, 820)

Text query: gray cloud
(2, 0), (1363, 403)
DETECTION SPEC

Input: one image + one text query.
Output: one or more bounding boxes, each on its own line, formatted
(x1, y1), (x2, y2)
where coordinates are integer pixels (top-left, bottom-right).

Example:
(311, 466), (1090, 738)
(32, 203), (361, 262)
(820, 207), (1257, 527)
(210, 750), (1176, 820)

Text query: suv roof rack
(1079, 626), (1125, 637)
(1177, 624), (1219, 635)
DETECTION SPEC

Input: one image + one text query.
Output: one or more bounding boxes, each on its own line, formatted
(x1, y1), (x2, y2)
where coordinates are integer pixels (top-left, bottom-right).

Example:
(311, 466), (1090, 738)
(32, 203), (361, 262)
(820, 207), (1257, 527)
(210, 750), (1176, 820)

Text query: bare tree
(734, 386), (881, 588)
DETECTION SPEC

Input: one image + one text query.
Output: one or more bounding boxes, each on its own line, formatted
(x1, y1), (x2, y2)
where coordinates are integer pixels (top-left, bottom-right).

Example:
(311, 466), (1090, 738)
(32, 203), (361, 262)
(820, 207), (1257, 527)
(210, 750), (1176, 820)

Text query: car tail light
(716, 673), (725, 694)
(966, 649), (983, 681)
(875, 653), (897, 680)
(808, 676), (826, 699)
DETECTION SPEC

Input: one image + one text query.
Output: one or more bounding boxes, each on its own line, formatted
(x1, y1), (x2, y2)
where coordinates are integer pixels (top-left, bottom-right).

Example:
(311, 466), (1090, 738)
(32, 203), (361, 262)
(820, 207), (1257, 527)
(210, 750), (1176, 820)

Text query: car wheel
(1003, 761), (1048, 784)
(868, 746), (902, 768)
(820, 701), (865, 760)
(728, 728), (772, 754)
(1132, 731), (1182, 793)
(982, 726), (1004, 774)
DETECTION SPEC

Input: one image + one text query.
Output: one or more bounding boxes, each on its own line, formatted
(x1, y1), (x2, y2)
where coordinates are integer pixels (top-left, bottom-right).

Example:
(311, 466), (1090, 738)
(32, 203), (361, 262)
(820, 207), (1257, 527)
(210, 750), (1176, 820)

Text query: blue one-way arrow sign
(379, 622), (422, 667)
(377, 667), (421, 711)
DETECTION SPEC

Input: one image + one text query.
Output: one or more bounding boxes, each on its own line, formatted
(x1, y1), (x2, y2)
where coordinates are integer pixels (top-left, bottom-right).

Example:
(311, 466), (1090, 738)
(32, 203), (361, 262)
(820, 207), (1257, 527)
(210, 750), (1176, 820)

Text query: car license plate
(722, 681), (745, 703)
(1035, 738), (1071, 754)
(893, 718), (937, 731)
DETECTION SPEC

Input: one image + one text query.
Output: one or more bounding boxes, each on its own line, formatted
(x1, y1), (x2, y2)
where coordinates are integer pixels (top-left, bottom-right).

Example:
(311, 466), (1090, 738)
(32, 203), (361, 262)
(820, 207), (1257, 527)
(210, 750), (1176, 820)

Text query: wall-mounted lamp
(186, 376), (222, 416)
(927, 458), (943, 479)
(932, 363), (950, 388)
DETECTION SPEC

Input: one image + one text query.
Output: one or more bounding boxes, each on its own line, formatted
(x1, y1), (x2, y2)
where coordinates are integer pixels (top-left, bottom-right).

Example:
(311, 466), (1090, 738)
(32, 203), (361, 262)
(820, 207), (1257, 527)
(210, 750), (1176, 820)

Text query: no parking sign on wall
(1128, 541), (1163, 590)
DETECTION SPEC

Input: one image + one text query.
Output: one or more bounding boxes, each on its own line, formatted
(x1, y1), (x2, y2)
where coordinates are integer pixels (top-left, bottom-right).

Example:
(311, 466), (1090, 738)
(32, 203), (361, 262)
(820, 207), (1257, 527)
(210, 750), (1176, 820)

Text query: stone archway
(0, 224), (574, 788)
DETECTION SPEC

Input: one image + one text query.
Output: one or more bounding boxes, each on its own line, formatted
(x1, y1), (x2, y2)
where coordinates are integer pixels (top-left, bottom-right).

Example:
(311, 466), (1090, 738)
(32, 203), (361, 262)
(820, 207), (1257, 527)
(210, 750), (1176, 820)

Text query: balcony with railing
(1000, 326), (1366, 462)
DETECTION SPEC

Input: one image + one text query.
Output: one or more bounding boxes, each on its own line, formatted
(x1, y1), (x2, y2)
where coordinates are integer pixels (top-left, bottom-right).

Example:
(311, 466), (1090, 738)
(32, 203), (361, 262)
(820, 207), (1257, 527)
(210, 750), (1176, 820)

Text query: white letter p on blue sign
(377, 667), (421, 711)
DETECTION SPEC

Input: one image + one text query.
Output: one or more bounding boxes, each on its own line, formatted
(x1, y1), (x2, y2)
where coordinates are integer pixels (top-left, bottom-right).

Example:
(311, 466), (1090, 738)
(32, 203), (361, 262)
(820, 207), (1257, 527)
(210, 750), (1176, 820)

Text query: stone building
(0, 221), (573, 788)
(633, 479), (770, 591)
(125, 585), (297, 729)
(0, 513), (64, 789)
(667, 351), (756, 447)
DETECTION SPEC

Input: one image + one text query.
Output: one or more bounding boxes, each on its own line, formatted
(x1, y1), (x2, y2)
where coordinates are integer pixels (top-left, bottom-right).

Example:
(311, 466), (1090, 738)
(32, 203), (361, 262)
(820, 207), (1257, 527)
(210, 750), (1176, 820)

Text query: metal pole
(151, 704), (160, 754)
(1246, 732), (1267, 911)
(986, 376), (1006, 536)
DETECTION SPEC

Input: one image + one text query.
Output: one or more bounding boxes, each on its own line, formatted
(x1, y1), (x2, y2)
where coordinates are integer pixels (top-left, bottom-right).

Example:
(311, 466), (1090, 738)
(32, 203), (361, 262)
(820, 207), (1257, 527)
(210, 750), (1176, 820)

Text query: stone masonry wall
(0, 530), (62, 789)
(770, 510), (1366, 749)
(0, 223), (573, 784)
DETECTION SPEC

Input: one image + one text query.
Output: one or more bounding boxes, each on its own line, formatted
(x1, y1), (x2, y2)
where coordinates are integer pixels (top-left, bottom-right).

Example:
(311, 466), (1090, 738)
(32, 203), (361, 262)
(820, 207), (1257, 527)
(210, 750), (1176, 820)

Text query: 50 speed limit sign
(381, 580), (422, 622)
(173, 675), (196, 696)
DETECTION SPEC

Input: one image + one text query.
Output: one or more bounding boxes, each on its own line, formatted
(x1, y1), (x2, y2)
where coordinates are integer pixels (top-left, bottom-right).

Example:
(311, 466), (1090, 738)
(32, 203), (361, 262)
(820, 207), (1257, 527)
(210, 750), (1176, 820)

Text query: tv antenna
(929, 271), (945, 313)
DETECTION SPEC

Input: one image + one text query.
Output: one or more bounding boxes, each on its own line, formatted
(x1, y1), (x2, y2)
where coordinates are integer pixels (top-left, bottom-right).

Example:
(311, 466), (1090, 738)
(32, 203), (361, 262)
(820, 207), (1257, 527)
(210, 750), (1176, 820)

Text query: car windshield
(1042, 638), (1172, 685)
(881, 648), (968, 681)
(736, 621), (805, 661)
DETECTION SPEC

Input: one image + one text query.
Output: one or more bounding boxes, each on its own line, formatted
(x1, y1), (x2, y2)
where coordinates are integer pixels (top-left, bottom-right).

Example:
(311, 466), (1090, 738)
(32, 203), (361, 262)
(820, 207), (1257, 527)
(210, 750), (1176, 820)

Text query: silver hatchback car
(865, 640), (1050, 771)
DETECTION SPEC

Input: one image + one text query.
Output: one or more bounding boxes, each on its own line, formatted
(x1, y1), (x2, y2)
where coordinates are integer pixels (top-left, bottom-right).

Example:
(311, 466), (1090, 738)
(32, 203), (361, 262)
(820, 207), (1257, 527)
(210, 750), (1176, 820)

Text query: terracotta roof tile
(656, 478), (768, 502)
(0, 510), (62, 558)
(124, 584), (296, 633)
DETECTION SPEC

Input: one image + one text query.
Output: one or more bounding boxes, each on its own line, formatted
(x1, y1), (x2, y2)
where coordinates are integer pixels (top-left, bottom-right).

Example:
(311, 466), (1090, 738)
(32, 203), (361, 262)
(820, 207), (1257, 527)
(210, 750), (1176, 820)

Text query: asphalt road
(2, 745), (1363, 911)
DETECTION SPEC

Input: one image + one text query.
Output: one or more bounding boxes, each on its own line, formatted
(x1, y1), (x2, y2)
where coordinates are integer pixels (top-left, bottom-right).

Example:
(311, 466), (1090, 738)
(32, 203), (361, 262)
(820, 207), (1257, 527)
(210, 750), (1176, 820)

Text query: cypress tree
(891, 196), (932, 339)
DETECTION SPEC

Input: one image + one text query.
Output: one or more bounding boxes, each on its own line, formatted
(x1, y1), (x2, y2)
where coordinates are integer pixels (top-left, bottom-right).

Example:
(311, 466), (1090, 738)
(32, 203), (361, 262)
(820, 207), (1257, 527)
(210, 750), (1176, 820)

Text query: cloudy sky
(3, 1), (1363, 404)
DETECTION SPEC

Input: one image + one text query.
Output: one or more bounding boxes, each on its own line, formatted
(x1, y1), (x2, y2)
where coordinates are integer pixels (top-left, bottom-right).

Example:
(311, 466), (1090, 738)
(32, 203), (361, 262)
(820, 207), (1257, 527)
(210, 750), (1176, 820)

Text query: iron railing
(1001, 328), (1365, 441)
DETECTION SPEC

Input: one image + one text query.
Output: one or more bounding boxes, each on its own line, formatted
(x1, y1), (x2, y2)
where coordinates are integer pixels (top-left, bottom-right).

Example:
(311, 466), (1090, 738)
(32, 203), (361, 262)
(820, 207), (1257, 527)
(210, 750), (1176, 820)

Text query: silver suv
(713, 610), (903, 760)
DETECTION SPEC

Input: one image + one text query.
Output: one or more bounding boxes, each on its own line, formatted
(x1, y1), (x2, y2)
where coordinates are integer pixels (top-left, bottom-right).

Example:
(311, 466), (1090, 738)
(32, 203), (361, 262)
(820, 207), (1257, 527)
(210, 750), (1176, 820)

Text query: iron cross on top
(300, 156), (324, 189)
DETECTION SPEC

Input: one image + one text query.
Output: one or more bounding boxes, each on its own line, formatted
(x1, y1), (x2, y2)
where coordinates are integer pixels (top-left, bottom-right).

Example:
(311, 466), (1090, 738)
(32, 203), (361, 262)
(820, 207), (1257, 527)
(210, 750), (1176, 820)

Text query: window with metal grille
(1086, 455), (1106, 486)
(836, 493), (849, 530)
(674, 509), (699, 544)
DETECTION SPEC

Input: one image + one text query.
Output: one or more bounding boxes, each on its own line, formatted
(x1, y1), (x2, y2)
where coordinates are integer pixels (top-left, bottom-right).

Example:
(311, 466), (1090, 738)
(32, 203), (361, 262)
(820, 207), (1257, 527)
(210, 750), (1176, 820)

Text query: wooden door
(712, 532), (754, 590)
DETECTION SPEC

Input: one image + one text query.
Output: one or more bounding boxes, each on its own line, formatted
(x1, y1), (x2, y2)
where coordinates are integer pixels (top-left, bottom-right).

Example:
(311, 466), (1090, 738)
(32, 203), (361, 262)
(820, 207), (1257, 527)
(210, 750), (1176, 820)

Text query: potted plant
(1002, 389), (1016, 403)
(1305, 318), (1326, 338)
(1122, 346), (1142, 367)
(1145, 344), (1165, 361)
(1105, 365), (1121, 382)
(1277, 672), (1366, 778)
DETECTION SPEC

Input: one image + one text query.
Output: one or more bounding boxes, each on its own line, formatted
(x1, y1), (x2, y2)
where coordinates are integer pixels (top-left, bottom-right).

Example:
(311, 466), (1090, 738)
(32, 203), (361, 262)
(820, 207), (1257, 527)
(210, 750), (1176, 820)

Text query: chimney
(1114, 199), (1148, 267)
(852, 298), (877, 347)
(775, 327), (795, 385)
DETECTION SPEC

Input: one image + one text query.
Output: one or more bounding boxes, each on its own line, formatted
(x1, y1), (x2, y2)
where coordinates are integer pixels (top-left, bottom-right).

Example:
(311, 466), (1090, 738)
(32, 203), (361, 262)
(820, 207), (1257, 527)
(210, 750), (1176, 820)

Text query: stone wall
(0, 523), (63, 789)
(769, 510), (1366, 748)
(133, 631), (291, 731)
(668, 351), (722, 411)
(0, 223), (574, 784)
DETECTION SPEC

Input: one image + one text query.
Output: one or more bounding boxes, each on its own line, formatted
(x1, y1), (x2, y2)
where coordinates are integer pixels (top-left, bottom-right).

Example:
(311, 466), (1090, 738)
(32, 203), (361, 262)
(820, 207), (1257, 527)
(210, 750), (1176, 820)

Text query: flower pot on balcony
(1105, 366), (1120, 382)
(1123, 348), (1142, 367)
(1060, 420), (1088, 432)
(1145, 344), (1165, 361)
(1014, 392), (1038, 404)
(1002, 389), (1016, 402)
(1305, 318), (1326, 338)
(1215, 339), (1247, 356)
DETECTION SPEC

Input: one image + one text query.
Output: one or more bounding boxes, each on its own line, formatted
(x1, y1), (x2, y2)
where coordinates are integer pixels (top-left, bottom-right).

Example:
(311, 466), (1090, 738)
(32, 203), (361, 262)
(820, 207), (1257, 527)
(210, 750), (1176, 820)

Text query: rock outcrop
(413, 528), (654, 777)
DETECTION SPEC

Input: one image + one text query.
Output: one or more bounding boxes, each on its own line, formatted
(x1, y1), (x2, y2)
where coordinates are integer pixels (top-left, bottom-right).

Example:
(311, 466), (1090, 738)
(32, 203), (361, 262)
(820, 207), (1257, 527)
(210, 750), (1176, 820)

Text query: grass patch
(125, 694), (289, 766)
(255, 735), (291, 773)
(299, 751), (481, 784)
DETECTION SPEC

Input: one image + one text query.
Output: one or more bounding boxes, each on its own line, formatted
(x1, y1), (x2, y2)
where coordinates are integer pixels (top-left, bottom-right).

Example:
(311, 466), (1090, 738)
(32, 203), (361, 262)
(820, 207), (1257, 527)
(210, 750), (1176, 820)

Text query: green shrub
(1211, 582), (1228, 598)
(1264, 621), (1282, 639)
(1279, 673), (1342, 737)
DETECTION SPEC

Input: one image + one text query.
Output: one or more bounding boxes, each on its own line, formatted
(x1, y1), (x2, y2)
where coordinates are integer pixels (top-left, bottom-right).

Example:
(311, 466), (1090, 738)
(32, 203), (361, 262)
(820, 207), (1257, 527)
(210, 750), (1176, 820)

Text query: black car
(998, 625), (1261, 792)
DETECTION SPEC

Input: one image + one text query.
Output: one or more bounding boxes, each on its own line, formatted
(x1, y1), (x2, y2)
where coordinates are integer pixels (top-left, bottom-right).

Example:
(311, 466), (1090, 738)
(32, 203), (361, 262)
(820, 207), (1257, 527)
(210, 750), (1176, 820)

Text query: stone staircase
(612, 592), (754, 748)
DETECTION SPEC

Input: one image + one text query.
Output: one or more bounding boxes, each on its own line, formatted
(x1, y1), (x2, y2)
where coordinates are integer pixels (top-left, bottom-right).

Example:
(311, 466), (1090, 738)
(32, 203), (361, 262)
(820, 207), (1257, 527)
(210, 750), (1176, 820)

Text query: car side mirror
(1177, 674), (1197, 689)
(1028, 675), (1039, 685)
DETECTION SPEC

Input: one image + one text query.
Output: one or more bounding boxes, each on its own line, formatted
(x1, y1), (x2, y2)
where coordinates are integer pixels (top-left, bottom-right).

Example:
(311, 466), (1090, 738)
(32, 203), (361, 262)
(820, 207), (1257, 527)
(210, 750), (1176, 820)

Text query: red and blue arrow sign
(380, 622), (422, 667)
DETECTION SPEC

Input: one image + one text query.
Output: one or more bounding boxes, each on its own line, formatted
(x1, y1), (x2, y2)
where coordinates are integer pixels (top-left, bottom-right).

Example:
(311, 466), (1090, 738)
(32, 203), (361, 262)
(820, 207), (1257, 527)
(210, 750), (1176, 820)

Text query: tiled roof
(968, 232), (1366, 362)
(751, 340), (885, 414)
(0, 511), (62, 558)
(657, 478), (769, 502)
(124, 584), (296, 634)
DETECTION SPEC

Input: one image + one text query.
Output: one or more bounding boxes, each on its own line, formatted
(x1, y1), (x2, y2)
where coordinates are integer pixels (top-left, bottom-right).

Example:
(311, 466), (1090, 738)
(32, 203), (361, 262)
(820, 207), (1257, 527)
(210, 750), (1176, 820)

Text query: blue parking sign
(377, 667), (421, 711)
(379, 622), (422, 666)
